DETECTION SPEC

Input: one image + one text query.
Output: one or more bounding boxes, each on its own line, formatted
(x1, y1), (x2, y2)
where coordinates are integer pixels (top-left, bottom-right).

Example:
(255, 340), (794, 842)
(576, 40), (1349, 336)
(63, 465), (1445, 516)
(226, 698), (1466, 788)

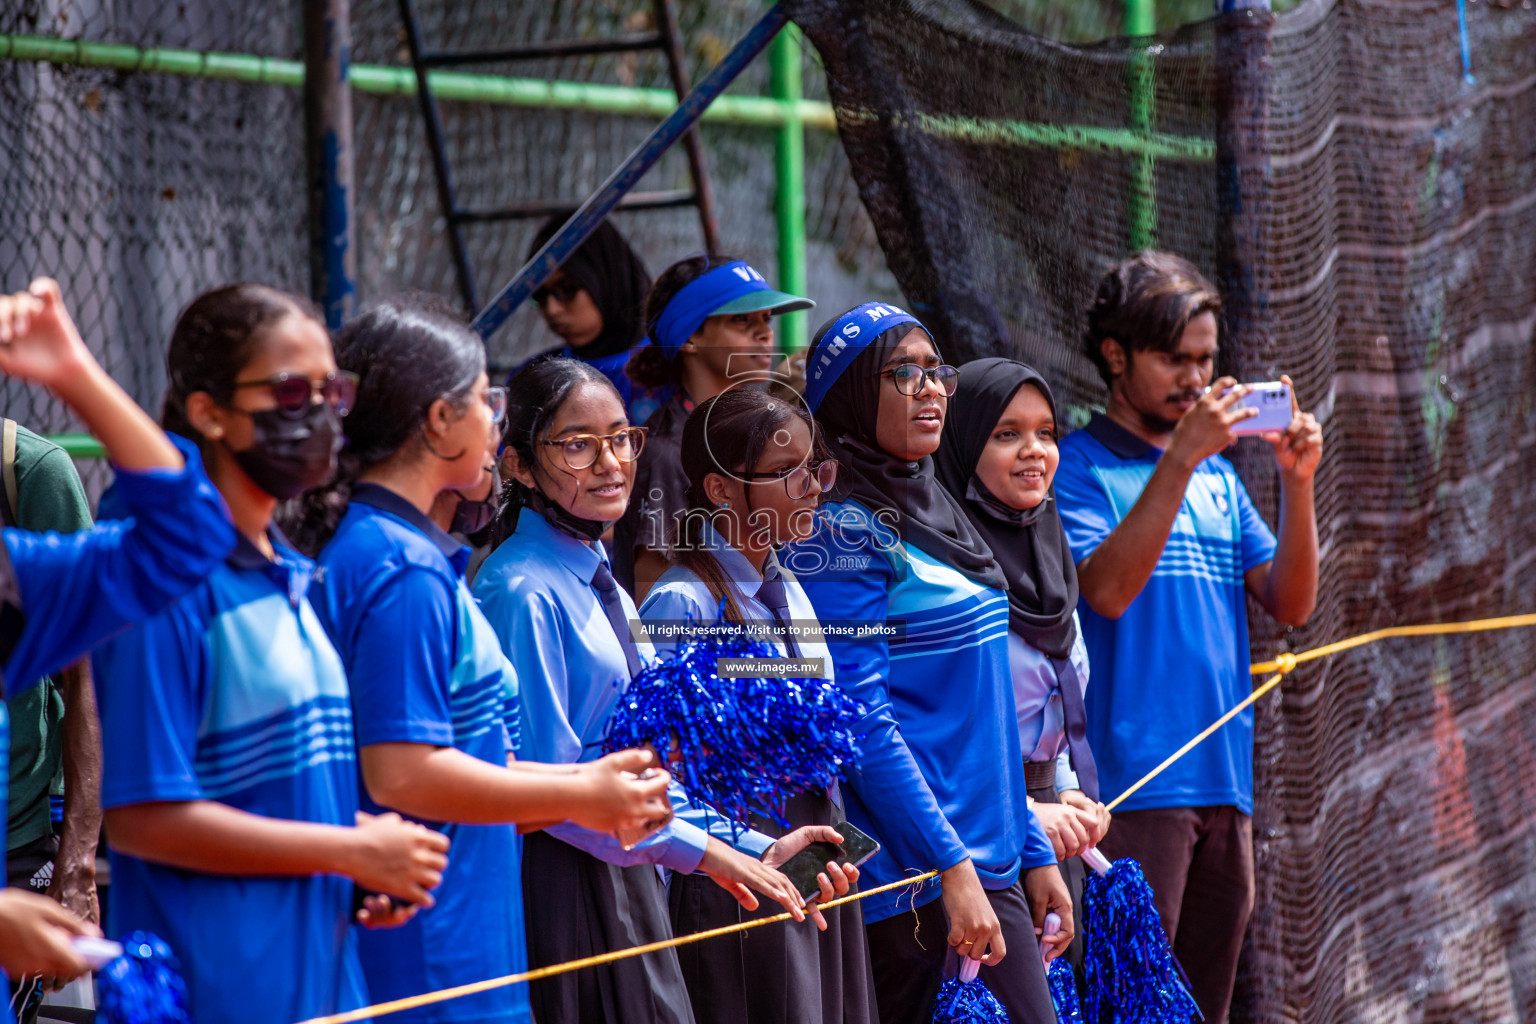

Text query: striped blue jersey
(785, 499), (1052, 924)
(1055, 414), (1277, 814)
(315, 484), (528, 1024)
(94, 531), (364, 1024)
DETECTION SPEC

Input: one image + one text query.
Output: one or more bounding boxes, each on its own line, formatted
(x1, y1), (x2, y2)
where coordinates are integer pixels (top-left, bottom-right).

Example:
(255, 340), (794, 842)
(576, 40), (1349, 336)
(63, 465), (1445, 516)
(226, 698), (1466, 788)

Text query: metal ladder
(397, 0), (722, 313)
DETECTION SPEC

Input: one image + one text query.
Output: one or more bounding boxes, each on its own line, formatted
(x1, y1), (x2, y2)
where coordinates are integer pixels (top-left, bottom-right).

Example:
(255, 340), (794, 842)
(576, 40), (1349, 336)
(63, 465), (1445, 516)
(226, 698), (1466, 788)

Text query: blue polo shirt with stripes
(94, 530), (364, 1024)
(1054, 414), (1277, 815)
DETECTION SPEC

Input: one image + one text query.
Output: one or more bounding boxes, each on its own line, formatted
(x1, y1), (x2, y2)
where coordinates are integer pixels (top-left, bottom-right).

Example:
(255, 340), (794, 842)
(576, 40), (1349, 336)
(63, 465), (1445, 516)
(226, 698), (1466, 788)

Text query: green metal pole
(769, 25), (808, 355)
(1125, 0), (1158, 251)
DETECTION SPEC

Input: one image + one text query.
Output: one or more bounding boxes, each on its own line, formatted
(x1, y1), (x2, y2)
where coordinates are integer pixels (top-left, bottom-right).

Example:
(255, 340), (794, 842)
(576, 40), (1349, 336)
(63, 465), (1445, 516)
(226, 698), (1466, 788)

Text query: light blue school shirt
(94, 531), (363, 1024)
(783, 499), (1056, 925)
(638, 522), (833, 841)
(1054, 414), (1277, 815)
(1010, 614), (1090, 789)
(474, 511), (770, 870)
(315, 484), (528, 1024)
(0, 437), (233, 1024)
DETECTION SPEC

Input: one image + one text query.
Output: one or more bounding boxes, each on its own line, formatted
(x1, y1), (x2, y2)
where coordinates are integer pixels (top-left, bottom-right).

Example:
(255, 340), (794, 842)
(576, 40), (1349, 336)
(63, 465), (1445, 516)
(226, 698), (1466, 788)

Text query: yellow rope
(295, 870), (940, 1024)
(298, 611), (1536, 1024)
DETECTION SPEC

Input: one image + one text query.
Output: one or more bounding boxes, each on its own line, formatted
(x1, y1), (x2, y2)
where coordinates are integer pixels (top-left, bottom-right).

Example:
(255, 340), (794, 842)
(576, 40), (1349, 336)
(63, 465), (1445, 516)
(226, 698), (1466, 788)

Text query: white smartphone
(1223, 381), (1293, 436)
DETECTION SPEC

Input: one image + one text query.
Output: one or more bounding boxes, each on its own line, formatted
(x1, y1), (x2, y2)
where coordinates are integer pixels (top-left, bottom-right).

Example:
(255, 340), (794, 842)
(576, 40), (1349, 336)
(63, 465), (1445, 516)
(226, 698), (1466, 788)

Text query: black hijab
(529, 216), (652, 361)
(813, 316), (1006, 590)
(934, 358), (1078, 658)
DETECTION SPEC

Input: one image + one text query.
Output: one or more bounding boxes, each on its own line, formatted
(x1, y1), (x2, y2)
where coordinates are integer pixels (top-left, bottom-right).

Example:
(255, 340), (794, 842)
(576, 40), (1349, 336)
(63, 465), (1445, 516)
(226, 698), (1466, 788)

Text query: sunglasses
(231, 371), (360, 416)
(541, 426), (647, 471)
(532, 278), (584, 307)
(877, 363), (960, 398)
(739, 459), (839, 500)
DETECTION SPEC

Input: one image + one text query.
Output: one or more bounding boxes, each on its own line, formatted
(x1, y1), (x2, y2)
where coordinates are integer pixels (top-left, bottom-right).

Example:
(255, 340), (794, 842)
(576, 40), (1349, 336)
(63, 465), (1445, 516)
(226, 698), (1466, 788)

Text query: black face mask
(229, 402), (343, 500)
(451, 463), (500, 536)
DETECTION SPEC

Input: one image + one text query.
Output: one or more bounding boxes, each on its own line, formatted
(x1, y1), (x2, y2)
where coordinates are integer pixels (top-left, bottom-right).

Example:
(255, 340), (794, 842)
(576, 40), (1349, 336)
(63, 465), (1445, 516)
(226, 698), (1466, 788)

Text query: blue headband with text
(803, 302), (925, 413)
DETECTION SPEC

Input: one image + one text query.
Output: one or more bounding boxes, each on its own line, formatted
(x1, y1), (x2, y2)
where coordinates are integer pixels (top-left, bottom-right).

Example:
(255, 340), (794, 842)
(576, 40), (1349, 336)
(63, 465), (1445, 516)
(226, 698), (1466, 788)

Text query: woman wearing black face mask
(90, 284), (454, 1024)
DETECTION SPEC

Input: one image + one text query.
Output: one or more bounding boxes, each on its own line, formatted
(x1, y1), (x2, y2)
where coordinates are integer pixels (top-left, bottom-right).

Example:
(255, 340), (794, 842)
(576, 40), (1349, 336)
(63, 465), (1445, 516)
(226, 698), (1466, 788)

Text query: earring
(209, 426), (223, 439)
(718, 501), (730, 509)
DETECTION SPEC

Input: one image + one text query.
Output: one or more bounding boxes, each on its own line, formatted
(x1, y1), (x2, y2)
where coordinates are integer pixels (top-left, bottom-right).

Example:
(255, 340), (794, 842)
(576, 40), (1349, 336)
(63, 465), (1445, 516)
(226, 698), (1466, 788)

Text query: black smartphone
(778, 821), (881, 900)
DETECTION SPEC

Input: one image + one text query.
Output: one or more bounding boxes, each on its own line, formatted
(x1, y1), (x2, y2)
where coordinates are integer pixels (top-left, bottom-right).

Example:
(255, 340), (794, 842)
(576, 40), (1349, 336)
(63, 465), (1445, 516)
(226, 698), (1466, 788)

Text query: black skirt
(668, 790), (877, 1024)
(522, 830), (696, 1024)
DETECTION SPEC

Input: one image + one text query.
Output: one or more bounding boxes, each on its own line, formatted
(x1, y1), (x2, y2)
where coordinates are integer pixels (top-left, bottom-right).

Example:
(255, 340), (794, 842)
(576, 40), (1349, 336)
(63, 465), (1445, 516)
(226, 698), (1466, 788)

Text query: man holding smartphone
(1053, 252), (1322, 1023)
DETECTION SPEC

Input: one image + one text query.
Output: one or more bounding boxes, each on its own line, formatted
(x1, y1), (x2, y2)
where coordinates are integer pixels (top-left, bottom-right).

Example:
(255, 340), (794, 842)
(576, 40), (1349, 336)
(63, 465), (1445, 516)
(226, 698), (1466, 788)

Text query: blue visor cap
(652, 261), (814, 360)
(803, 302), (926, 413)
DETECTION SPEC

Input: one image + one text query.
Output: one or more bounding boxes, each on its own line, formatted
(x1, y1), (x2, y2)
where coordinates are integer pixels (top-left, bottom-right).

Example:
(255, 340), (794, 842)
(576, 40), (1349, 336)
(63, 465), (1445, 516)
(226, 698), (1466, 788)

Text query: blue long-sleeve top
(0, 435), (233, 1024)
(1010, 616), (1090, 791)
(782, 499), (1055, 924)
(473, 510), (772, 873)
(3, 436), (234, 691)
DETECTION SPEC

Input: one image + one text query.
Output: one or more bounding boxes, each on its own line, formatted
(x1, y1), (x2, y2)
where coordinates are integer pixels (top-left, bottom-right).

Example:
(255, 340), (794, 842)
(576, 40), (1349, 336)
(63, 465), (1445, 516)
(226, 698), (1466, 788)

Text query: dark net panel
(785, 0), (1536, 1021)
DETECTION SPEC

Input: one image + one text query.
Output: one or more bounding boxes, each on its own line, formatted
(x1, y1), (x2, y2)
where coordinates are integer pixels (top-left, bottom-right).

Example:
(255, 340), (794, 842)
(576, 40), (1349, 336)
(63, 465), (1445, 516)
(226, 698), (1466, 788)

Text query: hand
(698, 837), (809, 925)
(568, 749), (675, 842)
(356, 893), (420, 930)
(1024, 864), (1074, 962)
(0, 278), (97, 391)
(0, 889), (98, 979)
(1058, 790), (1112, 848)
(345, 811), (450, 908)
(1032, 801), (1089, 861)
(762, 825), (860, 930)
(940, 859), (1005, 965)
(1166, 377), (1257, 470)
(1263, 374), (1322, 484)
(46, 857), (100, 929)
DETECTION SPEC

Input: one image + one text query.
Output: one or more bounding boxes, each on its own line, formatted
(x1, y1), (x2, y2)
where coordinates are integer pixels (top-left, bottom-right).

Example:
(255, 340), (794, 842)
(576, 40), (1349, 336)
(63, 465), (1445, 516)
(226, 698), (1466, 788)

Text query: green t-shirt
(5, 423), (93, 852)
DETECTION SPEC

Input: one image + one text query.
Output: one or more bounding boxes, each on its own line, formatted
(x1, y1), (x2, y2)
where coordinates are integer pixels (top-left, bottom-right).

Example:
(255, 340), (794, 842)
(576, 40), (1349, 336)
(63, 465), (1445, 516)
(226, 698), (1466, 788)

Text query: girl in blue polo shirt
(90, 285), (455, 1024)
(474, 358), (841, 1024)
(639, 385), (875, 1024)
(297, 302), (675, 1024)
(0, 278), (235, 996)
(935, 358), (1114, 972)
(783, 305), (1070, 1024)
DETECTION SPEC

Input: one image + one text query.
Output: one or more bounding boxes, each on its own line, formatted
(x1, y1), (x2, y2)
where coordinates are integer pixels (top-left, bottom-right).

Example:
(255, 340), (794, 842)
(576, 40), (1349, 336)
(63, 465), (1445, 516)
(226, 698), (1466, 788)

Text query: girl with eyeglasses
(782, 304), (1072, 1024)
(290, 303), (674, 1024)
(90, 284), (452, 1024)
(638, 384), (878, 1024)
(616, 255), (814, 599)
(474, 358), (846, 1024)
(0, 279), (236, 996)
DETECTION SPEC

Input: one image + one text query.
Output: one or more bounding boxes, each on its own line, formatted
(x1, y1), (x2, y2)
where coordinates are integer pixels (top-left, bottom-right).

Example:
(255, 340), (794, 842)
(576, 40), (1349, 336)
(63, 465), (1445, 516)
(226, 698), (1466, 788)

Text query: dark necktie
(754, 569), (801, 658)
(1051, 656), (1100, 802)
(591, 562), (642, 680)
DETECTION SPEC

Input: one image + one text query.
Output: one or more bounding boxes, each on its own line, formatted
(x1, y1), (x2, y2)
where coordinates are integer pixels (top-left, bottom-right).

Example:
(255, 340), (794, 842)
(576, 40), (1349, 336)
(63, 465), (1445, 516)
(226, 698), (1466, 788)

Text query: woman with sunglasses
(289, 303), (675, 1024)
(638, 384), (878, 1024)
(782, 304), (1071, 1024)
(475, 358), (844, 1024)
(522, 216), (666, 424)
(616, 255), (814, 598)
(90, 285), (453, 1024)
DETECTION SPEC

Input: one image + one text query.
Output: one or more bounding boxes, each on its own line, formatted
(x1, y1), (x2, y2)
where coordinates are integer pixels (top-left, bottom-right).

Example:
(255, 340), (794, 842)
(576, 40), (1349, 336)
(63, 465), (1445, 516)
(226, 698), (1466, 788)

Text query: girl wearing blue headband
(617, 255), (814, 597)
(784, 303), (1071, 1024)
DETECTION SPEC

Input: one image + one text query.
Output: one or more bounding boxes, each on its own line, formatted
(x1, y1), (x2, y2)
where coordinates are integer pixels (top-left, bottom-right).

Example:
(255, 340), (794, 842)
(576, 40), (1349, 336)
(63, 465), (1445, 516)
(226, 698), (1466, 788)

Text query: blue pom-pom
(606, 622), (866, 830)
(932, 971), (1011, 1024)
(1083, 858), (1201, 1023)
(96, 931), (192, 1024)
(1047, 957), (1084, 1022)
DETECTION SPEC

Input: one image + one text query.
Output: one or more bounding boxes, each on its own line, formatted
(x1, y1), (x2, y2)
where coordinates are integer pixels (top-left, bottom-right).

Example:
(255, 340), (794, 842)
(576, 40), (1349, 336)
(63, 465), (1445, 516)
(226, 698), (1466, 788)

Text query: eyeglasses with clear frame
(738, 459), (839, 500)
(540, 426), (647, 470)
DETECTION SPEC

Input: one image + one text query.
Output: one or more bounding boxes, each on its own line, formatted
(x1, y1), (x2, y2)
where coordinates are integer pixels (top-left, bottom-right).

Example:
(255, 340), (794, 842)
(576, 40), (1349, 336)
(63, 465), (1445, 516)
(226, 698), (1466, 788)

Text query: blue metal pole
(303, 0), (355, 328)
(471, 5), (789, 341)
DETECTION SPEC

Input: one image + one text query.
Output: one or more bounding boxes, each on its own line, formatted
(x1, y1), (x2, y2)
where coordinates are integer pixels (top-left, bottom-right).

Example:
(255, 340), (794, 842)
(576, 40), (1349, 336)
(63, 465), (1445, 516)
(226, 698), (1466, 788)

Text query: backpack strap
(1, 418), (17, 528)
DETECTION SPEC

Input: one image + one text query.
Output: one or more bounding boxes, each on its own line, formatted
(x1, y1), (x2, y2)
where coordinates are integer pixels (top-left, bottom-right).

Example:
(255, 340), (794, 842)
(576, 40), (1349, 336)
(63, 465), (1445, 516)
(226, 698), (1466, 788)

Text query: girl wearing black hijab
(934, 357), (1113, 975)
(524, 215), (663, 424)
(783, 303), (1071, 1024)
